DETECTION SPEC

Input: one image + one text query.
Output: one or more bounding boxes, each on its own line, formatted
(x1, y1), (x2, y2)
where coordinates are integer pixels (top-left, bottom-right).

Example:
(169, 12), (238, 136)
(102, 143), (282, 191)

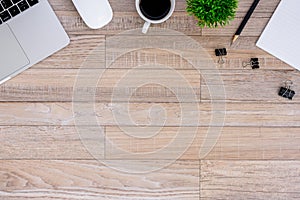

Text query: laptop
(0, 0), (69, 84)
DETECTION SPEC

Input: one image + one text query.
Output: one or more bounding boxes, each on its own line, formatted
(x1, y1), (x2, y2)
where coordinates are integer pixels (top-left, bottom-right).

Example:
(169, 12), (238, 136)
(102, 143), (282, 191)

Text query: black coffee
(140, 0), (171, 20)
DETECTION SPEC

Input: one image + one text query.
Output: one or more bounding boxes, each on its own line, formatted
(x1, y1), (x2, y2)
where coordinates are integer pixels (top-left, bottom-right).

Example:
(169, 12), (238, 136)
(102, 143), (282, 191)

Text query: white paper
(256, 0), (300, 70)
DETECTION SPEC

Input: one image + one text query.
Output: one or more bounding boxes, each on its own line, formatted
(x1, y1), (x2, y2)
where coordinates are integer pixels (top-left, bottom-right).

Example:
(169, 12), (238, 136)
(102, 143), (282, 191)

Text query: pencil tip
(231, 35), (239, 45)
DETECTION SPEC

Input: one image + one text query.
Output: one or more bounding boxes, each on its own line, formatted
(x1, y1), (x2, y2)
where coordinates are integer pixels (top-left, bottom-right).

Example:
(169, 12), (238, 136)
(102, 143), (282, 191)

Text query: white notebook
(256, 0), (300, 71)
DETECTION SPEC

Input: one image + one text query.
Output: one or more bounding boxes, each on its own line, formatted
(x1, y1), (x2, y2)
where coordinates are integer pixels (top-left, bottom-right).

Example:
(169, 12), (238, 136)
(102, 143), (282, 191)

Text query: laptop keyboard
(0, 0), (38, 24)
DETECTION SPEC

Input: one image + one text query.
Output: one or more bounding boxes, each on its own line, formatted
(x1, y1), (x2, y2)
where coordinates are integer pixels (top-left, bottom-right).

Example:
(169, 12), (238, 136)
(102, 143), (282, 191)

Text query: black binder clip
(243, 58), (259, 69)
(278, 80), (295, 100)
(215, 48), (227, 64)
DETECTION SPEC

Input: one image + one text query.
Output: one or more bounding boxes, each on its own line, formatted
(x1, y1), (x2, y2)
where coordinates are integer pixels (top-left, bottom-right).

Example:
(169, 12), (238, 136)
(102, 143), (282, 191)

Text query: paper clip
(278, 80), (295, 100)
(215, 48), (227, 64)
(243, 58), (259, 69)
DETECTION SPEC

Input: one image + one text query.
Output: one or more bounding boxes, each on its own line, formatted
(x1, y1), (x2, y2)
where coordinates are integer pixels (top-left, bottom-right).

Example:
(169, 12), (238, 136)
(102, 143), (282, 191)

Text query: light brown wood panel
(3, 68), (299, 102)
(201, 69), (300, 102)
(108, 0), (188, 12)
(40, 34), (291, 70)
(189, 36), (292, 69)
(33, 34), (201, 70)
(34, 35), (206, 70)
(209, 51), (293, 70)
(48, 0), (75, 11)
(49, 0), (188, 12)
(105, 126), (300, 160)
(0, 160), (199, 200)
(200, 0), (281, 37)
(34, 35), (105, 69)
(202, 14), (271, 37)
(0, 126), (90, 159)
(106, 35), (292, 70)
(0, 68), (200, 102)
(237, 0), (280, 13)
(58, 11), (201, 35)
(201, 161), (300, 199)
(0, 0), (298, 199)
(0, 102), (299, 127)
(29, 34), (293, 70)
(58, 11), (273, 36)
(192, 36), (292, 69)
(111, 48), (293, 70)
(1, 126), (300, 160)
(50, 0), (280, 36)
(203, 127), (300, 160)
(49, 0), (280, 13)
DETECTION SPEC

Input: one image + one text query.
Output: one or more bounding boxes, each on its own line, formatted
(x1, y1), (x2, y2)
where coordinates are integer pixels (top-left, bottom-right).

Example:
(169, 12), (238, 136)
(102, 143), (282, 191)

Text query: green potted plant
(186, 0), (238, 28)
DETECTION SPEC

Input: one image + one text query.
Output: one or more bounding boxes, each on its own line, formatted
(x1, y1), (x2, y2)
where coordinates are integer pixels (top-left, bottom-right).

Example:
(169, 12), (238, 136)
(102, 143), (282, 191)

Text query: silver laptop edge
(0, 0), (69, 84)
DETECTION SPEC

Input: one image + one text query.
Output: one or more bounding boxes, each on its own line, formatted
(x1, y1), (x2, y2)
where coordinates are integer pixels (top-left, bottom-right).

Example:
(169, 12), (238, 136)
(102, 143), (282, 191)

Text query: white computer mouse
(72, 0), (113, 29)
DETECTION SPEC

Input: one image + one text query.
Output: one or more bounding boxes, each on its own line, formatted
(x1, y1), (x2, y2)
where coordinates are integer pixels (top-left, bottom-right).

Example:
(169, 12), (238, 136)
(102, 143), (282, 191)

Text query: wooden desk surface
(1, 0), (300, 199)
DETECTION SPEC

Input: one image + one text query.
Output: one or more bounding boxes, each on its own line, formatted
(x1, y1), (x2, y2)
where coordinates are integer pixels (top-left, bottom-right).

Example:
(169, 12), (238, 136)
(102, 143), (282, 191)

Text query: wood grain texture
(0, 68), (200, 102)
(1, 0), (299, 199)
(57, 11), (201, 35)
(35, 35), (105, 69)
(51, 0), (280, 36)
(1, 126), (300, 160)
(2, 68), (299, 102)
(59, 12), (271, 36)
(0, 126), (90, 159)
(201, 69), (300, 102)
(30, 34), (294, 70)
(0, 102), (299, 126)
(201, 161), (300, 199)
(49, 0), (281, 13)
(105, 126), (300, 160)
(0, 160), (199, 200)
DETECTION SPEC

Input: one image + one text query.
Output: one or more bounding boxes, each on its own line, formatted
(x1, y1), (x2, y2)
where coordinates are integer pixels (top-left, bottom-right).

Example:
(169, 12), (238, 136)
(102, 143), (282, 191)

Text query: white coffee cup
(135, 0), (175, 34)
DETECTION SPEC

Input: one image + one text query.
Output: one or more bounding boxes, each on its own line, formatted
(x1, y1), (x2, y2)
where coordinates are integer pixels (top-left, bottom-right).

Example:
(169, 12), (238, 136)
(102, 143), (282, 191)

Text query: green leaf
(186, 0), (238, 28)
